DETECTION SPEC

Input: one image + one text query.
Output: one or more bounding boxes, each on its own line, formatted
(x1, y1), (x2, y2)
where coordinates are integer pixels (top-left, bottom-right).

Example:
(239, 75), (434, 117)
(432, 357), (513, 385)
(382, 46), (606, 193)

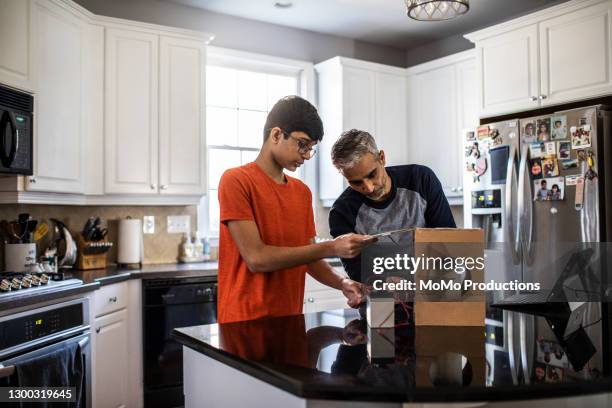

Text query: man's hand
(340, 278), (365, 308)
(332, 233), (376, 258)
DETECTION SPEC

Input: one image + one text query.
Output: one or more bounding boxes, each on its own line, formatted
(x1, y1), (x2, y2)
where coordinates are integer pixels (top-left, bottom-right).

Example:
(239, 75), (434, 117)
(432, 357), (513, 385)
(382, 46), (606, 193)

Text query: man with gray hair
(328, 129), (455, 282)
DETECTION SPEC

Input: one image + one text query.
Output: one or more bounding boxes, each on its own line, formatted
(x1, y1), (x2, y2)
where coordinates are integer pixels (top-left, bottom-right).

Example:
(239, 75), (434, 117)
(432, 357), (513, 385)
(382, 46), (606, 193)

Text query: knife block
(75, 234), (112, 270)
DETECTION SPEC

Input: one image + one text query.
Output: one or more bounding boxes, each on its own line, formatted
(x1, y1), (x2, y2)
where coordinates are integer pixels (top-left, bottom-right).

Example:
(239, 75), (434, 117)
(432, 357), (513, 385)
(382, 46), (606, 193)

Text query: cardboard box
(412, 228), (485, 327)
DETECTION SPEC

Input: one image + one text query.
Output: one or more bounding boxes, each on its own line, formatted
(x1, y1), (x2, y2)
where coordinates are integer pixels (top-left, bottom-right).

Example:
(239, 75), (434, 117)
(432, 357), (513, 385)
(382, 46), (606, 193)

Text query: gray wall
(74, 0), (407, 67)
(405, 35), (474, 67)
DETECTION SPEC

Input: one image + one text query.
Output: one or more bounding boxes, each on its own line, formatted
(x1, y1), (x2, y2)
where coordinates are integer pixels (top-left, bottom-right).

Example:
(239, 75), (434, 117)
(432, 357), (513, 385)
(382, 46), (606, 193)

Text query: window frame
(199, 46), (317, 237)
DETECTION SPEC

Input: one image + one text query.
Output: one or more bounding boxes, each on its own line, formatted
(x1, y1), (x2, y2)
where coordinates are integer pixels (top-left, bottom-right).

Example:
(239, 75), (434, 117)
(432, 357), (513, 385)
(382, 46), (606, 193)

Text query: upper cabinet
(466, 0), (612, 118)
(26, 0), (89, 193)
(475, 24), (540, 116)
(539, 0), (612, 106)
(0, 0), (212, 204)
(105, 28), (208, 197)
(406, 50), (477, 202)
(315, 57), (407, 206)
(104, 28), (159, 195)
(0, 0), (34, 92)
(158, 36), (207, 195)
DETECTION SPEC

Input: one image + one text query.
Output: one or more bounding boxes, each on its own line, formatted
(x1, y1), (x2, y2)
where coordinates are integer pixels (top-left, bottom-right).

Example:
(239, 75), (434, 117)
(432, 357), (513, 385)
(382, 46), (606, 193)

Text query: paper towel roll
(118, 218), (143, 264)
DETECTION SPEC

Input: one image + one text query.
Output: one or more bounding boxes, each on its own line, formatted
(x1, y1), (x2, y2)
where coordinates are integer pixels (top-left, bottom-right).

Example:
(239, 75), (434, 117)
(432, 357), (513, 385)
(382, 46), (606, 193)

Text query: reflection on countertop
(173, 303), (611, 404)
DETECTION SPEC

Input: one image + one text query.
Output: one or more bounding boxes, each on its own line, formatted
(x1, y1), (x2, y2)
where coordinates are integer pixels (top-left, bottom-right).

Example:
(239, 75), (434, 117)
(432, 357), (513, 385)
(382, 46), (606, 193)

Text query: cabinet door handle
(96, 328), (100, 334)
(539, 95), (547, 100)
(150, 184), (156, 190)
(29, 177), (36, 183)
(308, 297), (314, 303)
(529, 96), (538, 101)
(450, 187), (457, 192)
(109, 296), (117, 303)
(458, 186), (463, 192)
(160, 185), (168, 190)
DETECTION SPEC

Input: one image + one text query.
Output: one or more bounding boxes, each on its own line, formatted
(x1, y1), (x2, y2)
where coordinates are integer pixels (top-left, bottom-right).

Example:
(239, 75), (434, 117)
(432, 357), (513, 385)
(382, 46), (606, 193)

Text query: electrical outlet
(143, 216), (155, 234)
(167, 215), (190, 234)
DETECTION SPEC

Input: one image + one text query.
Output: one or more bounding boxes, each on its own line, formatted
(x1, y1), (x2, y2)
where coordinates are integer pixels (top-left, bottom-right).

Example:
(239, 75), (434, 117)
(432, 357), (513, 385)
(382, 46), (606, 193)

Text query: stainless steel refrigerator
(464, 105), (612, 385)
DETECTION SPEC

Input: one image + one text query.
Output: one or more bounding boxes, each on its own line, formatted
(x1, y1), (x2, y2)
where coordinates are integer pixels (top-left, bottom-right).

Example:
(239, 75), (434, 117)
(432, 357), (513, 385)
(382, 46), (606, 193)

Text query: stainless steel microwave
(0, 84), (33, 175)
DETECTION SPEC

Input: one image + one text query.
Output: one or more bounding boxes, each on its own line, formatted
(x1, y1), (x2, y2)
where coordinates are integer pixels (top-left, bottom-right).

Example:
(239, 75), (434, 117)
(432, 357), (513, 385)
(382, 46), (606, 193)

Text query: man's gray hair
(331, 129), (379, 170)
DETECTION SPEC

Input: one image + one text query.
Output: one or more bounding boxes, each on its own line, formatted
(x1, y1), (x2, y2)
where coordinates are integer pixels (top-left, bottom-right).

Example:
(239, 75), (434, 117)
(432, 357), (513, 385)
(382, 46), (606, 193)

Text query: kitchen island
(173, 304), (612, 407)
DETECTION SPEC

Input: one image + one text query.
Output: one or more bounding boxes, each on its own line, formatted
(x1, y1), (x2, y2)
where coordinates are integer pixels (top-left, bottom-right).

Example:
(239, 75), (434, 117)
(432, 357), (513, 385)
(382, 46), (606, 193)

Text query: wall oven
(0, 84), (33, 175)
(0, 298), (91, 407)
(143, 276), (217, 408)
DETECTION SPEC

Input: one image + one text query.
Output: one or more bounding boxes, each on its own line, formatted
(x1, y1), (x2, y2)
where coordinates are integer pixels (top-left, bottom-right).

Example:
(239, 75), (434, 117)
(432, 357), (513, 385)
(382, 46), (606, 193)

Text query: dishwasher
(143, 276), (217, 408)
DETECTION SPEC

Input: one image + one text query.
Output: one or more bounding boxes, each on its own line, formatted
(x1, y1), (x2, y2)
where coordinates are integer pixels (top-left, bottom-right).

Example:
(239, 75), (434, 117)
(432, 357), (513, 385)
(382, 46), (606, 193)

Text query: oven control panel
(0, 303), (84, 351)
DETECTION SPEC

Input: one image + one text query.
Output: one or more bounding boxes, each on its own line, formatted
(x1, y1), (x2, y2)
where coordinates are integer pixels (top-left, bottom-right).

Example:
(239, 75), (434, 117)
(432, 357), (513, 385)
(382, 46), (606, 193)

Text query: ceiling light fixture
(274, 2), (293, 9)
(405, 0), (469, 21)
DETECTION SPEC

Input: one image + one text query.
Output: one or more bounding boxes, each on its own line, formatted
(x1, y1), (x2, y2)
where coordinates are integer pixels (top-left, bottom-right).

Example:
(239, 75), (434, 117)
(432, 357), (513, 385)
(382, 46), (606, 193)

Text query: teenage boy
(218, 97), (374, 323)
(329, 129), (456, 281)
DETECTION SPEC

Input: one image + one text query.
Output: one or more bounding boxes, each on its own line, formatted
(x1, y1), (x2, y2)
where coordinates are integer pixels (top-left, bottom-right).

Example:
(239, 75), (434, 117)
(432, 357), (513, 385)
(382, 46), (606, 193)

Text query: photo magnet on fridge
(566, 174), (584, 186)
(551, 115), (567, 140)
(477, 125), (489, 140)
(523, 121), (537, 143)
(560, 159), (578, 170)
(571, 125), (592, 149)
(534, 177), (564, 201)
(544, 141), (556, 156)
(558, 141), (571, 159)
(542, 157), (559, 177)
(530, 159), (543, 179)
(529, 142), (544, 158)
(537, 118), (551, 141)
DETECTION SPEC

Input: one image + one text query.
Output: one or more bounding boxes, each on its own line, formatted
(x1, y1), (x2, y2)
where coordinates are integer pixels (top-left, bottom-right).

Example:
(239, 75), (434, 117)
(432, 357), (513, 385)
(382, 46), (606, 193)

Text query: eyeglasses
(281, 130), (318, 158)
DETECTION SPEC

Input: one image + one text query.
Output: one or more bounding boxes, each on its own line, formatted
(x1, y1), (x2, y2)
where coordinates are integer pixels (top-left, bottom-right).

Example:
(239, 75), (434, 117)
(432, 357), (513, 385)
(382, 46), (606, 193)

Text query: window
(199, 48), (314, 236)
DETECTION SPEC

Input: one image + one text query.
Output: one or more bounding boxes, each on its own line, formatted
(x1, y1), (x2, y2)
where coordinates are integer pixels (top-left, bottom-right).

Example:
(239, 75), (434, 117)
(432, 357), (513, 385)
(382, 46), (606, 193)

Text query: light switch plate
(167, 215), (190, 234)
(143, 216), (155, 234)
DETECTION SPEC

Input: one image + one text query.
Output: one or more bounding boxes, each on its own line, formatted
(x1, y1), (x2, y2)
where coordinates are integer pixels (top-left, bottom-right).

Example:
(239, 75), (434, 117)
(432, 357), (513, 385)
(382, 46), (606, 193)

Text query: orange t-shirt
(217, 162), (316, 323)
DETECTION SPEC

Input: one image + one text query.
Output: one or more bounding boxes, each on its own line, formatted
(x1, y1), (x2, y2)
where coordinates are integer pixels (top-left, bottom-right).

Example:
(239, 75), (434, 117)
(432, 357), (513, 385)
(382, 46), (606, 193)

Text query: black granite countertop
(65, 261), (219, 286)
(173, 303), (612, 403)
(0, 257), (344, 312)
(0, 261), (219, 311)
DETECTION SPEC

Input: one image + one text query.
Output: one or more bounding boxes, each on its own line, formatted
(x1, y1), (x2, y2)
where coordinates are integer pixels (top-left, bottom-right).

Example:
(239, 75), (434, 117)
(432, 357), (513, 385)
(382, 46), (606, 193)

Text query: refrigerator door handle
(505, 310), (519, 385)
(505, 144), (520, 264)
(518, 144), (534, 263)
(519, 313), (530, 384)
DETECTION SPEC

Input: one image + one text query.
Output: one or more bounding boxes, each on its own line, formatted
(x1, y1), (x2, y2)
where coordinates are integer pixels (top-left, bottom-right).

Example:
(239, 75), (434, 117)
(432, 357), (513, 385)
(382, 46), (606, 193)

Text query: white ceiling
(167, 0), (566, 49)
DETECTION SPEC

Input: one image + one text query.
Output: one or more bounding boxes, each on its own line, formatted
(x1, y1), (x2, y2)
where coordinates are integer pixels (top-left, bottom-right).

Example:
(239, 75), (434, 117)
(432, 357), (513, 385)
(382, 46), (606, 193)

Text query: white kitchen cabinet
(104, 25), (211, 196)
(466, 0), (612, 117)
(0, 0), (34, 92)
(474, 24), (540, 117)
(159, 36), (207, 195)
(93, 308), (129, 408)
(303, 268), (349, 314)
(104, 27), (159, 194)
(26, 0), (88, 193)
(406, 50), (477, 201)
(539, 0), (612, 106)
(315, 57), (408, 206)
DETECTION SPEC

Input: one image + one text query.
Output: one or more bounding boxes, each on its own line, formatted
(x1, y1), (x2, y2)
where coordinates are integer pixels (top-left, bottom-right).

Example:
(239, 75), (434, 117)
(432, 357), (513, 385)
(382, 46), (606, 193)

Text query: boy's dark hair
(263, 96), (323, 142)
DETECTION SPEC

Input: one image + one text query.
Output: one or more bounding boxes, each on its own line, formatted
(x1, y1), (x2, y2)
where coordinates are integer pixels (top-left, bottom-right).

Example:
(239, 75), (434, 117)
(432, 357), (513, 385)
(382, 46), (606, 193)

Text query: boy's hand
(332, 233), (377, 258)
(340, 278), (364, 308)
